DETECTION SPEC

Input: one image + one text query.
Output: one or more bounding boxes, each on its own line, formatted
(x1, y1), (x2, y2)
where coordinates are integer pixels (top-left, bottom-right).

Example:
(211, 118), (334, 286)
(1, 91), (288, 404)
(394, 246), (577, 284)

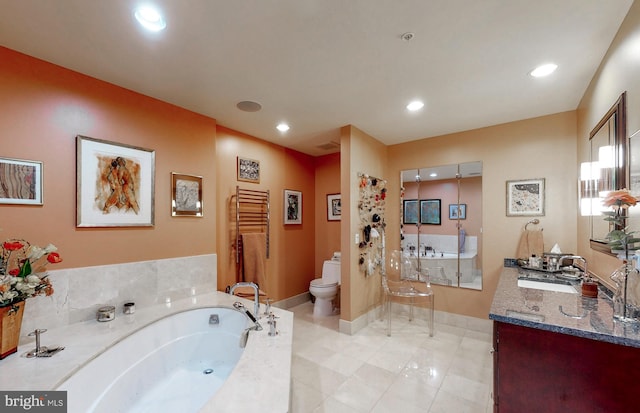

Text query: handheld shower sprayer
(233, 302), (262, 330)
(234, 301), (263, 348)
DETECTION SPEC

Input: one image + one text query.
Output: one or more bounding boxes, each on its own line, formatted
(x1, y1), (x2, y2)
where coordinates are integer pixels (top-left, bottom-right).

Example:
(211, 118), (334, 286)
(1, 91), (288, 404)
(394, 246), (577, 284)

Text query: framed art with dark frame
(506, 178), (545, 216)
(237, 157), (260, 183)
(327, 193), (341, 221)
(420, 199), (441, 225)
(76, 135), (155, 227)
(449, 203), (466, 220)
(0, 157), (43, 205)
(284, 189), (302, 224)
(403, 199), (419, 224)
(171, 172), (203, 217)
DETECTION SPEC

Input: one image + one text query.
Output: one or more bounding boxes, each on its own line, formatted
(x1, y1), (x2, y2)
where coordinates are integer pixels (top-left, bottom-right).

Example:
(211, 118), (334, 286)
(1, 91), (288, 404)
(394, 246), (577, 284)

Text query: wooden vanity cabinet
(493, 321), (640, 413)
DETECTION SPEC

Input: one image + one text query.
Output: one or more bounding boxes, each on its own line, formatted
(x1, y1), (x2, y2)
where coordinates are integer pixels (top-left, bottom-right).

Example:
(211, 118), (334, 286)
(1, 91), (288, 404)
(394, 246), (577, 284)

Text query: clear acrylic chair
(382, 250), (435, 337)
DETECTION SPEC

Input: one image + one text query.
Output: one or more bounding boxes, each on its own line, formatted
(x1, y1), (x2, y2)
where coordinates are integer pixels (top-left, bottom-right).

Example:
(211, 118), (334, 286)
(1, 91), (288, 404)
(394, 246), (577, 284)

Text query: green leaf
(18, 260), (31, 277)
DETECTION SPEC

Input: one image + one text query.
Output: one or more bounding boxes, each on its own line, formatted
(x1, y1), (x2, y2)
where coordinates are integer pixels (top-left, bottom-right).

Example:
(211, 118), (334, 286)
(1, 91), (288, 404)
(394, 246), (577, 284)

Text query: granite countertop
(489, 267), (640, 348)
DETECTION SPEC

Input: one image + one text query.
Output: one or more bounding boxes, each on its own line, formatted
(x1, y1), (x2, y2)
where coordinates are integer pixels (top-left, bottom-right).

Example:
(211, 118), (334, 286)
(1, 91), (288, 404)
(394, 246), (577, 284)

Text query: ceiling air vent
(316, 141), (340, 151)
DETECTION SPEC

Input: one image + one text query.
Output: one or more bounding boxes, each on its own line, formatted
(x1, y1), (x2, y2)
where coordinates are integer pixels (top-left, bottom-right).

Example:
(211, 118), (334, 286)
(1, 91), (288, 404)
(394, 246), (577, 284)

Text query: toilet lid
(310, 278), (338, 288)
(322, 260), (341, 284)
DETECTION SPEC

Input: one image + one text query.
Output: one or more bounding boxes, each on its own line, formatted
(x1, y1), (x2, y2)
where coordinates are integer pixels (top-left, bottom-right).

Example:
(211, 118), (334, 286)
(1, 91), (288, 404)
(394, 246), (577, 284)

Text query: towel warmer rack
(235, 186), (270, 269)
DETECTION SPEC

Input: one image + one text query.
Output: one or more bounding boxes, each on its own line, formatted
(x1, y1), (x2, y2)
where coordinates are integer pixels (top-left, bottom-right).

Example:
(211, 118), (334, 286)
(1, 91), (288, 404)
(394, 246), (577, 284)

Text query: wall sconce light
(580, 161), (604, 216)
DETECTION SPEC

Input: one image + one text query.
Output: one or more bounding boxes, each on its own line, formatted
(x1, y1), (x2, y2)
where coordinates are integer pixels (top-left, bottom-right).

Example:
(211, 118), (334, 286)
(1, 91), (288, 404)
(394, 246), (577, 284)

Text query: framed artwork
(403, 199), (419, 224)
(237, 157), (260, 183)
(0, 157), (43, 205)
(506, 178), (545, 216)
(420, 199), (441, 225)
(76, 135), (155, 227)
(284, 189), (302, 224)
(171, 173), (203, 217)
(327, 193), (341, 221)
(449, 203), (467, 220)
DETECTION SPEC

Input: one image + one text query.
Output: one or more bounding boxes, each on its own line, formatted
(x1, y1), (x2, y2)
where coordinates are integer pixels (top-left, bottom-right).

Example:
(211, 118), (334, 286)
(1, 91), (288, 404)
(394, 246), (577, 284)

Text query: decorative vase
(610, 261), (640, 323)
(0, 301), (25, 359)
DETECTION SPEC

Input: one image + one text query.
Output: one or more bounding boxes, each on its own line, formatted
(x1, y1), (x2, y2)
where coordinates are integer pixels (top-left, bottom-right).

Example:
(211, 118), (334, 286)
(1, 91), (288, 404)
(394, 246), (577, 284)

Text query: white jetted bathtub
(56, 307), (250, 412)
(405, 251), (478, 284)
(0, 292), (292, 413)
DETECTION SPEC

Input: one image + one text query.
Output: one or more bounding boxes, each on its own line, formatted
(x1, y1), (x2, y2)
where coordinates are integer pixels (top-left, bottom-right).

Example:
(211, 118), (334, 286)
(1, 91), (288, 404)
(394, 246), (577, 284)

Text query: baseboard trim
(273, 292), (311, 310)
(339, 306), (380, 335)
(339, 303), (491, 335)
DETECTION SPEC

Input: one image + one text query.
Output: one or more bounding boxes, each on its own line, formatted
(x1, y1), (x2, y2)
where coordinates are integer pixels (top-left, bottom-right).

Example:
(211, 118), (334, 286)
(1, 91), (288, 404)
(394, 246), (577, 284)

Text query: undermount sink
(517, 279), (578, 294)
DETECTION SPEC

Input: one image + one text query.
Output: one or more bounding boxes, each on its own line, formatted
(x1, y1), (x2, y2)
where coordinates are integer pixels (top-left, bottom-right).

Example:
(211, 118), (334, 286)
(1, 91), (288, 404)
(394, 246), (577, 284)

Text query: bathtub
(0, 292), (292, 413)
(56, 307), (249, 413)
(404, 251), (477, 284)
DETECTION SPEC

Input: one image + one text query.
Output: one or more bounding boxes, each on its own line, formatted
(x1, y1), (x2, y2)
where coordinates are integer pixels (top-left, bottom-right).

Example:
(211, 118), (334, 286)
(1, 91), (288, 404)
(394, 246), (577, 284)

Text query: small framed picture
(506, 178), (545, 216)
(327, 193), (341, 221)
(420, 199), (441, 225)
(403, 199), (419, 224)
(76, 135), (155, 227)
(237, 157), (260, 183)
(284, 189), (302, 224)
(449, 203), (466, 220)
(0, 157), (43, 205)
(171, 173), (203, 217)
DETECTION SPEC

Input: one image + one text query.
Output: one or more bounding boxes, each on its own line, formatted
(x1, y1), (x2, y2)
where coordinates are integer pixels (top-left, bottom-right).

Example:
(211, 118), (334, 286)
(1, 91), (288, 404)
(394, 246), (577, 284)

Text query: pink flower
(602, 189), (638, 208)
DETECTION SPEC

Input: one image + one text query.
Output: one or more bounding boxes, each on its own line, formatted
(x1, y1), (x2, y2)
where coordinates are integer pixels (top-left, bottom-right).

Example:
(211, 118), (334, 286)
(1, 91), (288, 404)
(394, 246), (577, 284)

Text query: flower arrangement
(603, 189), (640, 322)
(0, 239), (62, 308)
(602, 189), (640, 256)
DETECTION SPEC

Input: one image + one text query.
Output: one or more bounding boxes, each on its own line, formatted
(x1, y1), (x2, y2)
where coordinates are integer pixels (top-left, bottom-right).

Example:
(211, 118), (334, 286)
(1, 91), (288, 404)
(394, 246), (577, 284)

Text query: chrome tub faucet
(229, 281), (260, 317)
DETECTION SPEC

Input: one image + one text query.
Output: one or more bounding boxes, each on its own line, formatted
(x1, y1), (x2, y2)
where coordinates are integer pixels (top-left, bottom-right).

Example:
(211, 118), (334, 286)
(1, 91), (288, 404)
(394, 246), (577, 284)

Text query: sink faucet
(560, 255), (588, 277)
(230, 282), (260, 317)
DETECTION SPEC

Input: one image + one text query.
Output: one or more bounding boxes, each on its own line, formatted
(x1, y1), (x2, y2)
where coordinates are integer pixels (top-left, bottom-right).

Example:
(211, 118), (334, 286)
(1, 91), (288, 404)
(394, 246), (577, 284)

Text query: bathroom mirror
(627, 131), (640, 244)
(585, 92), (627, 254)
(400, 161), (483, 290)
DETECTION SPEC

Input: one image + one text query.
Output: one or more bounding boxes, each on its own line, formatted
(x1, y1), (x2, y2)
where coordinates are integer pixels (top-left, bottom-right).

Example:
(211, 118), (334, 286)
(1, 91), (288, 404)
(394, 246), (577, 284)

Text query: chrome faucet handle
(267, 313), (278, 337)
(26, 329), (48, 358)
(264, 298), (272, 316)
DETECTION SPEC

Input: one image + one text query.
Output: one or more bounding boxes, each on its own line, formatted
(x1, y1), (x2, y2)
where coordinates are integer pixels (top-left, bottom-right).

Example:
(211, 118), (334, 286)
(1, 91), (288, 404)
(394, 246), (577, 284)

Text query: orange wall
(215, 126), (316, 301)
(388, 111), (578, 319)
(314, 152), (341, 275)
(0, 47), (217, 269)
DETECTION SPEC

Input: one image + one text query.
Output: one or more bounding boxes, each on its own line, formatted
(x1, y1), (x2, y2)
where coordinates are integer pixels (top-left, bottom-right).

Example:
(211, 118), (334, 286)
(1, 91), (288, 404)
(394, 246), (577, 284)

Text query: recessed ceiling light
(530, 63), (558, 78)
(406, 100), (424, 111)
(134, 6), (167, 32)
(236, 101), (262, 112)
(429, 172), (437, 177)
(276, 123), (290, 132)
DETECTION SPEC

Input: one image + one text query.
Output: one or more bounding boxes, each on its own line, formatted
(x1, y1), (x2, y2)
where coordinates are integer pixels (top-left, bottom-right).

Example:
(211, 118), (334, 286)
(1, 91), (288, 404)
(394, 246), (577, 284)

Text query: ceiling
(0, 1), (633, 156)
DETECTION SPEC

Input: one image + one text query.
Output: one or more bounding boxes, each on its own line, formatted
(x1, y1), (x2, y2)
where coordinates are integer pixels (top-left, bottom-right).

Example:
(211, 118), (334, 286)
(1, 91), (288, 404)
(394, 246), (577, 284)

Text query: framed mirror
(400, 161), (483, 290)
(583, 92), (627, 254)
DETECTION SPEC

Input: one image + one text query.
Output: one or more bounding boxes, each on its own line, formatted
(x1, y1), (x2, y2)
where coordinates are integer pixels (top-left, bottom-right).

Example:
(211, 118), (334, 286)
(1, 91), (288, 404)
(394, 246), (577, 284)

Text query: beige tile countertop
(489, 267), (640, 348)
(0, 292), (292, 413)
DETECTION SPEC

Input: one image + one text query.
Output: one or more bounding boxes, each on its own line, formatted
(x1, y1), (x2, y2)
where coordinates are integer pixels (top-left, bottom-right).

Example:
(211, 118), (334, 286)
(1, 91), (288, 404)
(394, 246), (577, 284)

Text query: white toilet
(309, 255), (341, 317)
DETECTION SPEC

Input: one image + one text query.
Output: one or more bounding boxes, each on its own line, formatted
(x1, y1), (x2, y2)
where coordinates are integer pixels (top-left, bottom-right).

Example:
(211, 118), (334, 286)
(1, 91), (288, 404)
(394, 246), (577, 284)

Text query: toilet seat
(310, 279), (338, 288)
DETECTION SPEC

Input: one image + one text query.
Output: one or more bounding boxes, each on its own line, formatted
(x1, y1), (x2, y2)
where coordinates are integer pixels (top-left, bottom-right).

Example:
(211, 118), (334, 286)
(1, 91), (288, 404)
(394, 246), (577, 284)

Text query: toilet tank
(322, 260), (341, 285)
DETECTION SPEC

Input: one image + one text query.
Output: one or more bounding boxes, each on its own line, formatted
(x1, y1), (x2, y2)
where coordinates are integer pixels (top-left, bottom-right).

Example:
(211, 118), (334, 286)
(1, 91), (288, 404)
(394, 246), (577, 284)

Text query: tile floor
(289, 302), (494, 413)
